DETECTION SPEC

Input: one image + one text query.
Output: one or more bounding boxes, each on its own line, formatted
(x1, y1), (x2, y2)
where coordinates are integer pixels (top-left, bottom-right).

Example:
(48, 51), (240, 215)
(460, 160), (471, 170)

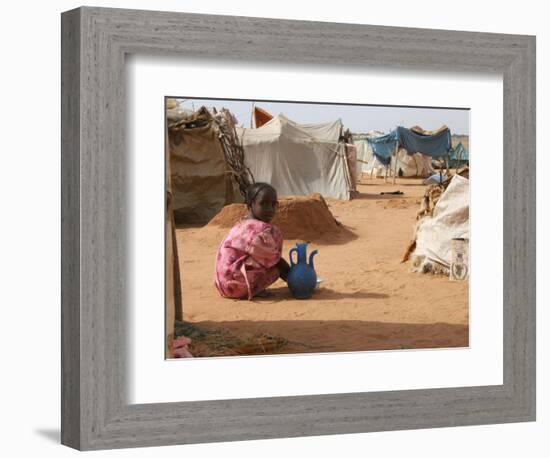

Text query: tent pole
(392, 144), (399, 185)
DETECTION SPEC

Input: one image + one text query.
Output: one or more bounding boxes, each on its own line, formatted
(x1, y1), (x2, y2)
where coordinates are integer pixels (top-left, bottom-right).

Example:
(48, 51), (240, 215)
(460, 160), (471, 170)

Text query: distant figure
(214, 182), (290, 300)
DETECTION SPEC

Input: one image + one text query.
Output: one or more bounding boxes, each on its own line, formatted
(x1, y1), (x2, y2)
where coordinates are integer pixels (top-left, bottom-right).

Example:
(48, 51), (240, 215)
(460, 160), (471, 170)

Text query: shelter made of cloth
(396, 126), (452, 159)
(366, 126), (452, 165)
(449, 142), (469, 167)
(354, 131), (394, 177)
(238, 114), (353, 200)
(366, 131), (398, 165)
(411, 174), (469, 272)
(167, 107), (242, 224)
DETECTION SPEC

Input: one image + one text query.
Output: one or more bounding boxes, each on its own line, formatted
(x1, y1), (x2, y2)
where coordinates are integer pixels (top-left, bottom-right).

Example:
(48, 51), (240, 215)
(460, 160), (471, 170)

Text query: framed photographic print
(61, 6), (535, 450)
(164, 97), (471, 360)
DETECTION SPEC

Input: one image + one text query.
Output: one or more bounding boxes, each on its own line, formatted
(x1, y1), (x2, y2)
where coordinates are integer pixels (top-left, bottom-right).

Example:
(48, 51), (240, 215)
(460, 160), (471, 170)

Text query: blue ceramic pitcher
(287, 242), (318, 299)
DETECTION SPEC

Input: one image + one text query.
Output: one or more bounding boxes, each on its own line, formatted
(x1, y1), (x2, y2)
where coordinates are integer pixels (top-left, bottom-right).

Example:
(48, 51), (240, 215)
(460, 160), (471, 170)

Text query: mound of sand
(207, 193), (344, 240)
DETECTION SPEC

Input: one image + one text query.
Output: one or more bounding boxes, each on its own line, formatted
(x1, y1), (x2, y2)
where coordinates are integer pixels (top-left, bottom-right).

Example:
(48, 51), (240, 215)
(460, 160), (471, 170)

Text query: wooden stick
(392, 143), (399, 185)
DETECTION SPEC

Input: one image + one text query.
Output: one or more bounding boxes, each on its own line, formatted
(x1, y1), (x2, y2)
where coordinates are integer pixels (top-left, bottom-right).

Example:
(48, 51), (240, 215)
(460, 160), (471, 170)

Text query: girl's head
(245, 182), (278, 223)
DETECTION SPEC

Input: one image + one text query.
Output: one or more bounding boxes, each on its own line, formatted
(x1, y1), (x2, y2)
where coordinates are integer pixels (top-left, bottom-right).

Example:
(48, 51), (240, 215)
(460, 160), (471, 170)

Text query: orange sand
(176, 177), (469, 355)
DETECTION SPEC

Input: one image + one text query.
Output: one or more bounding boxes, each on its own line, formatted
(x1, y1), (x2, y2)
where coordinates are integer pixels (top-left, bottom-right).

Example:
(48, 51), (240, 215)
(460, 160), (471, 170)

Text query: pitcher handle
(289, 247), (298, 267)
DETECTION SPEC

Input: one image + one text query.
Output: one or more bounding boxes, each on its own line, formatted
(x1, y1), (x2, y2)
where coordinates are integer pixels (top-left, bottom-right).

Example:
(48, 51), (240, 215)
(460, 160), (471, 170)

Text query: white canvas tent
(354, 131), (388, 178)
(411, 174), (469, 273)
(238, 114), (353, 200)
(392, 149), (435, 178)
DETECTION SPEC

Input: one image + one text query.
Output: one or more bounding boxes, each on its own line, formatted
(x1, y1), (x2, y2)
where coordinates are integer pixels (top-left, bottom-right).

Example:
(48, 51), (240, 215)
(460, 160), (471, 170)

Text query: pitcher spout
(308, 249), (318, 269)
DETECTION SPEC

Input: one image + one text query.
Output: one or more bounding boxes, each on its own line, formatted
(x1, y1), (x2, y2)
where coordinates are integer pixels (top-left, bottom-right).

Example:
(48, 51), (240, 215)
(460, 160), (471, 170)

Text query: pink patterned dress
(214, 218), (283, 300)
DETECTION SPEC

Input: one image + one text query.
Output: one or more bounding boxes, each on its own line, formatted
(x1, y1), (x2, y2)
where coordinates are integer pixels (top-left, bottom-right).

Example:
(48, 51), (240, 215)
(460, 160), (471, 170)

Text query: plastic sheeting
(412, 174), (469, 270)
(238, 114), (351, 200)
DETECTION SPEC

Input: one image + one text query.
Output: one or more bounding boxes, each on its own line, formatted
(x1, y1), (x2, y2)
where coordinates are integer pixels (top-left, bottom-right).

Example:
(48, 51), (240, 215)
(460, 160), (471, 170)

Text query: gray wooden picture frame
(61, 6), (536, 451)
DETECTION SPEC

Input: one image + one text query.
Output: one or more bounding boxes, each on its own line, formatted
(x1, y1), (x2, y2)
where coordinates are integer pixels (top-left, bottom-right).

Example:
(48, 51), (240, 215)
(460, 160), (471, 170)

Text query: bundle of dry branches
(211, 107), (254, 199)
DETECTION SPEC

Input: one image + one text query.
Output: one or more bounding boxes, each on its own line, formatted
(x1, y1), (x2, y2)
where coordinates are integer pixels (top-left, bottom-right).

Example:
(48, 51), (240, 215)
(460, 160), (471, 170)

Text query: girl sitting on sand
(214, 182), (290, 300)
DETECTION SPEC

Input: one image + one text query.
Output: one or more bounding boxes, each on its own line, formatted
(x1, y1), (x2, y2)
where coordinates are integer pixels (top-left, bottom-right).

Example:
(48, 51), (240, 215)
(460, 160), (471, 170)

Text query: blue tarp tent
(367, 126), (452, 166)
(366, 131), (398, 165)
(449, 142), (469, 168)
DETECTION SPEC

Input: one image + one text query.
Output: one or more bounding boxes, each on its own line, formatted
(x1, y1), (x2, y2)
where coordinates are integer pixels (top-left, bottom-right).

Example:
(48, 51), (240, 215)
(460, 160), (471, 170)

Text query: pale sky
(172, 97), (470, 136)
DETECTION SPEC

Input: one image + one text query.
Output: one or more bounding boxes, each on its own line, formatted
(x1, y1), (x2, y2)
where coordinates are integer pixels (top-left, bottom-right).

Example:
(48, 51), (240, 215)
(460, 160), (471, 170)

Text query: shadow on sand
(352, 192), (419, 201)
(180, 319), (469, 357)
(250, 286), (389, 302)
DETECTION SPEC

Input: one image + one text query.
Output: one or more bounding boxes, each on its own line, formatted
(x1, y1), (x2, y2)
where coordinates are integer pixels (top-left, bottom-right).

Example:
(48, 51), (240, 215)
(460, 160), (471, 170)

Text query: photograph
(165, 97), (470, 358)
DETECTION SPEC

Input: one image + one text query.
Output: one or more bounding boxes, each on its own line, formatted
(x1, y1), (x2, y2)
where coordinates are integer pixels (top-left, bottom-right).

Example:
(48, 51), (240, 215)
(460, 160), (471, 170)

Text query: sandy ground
(176, 176), (469, 356)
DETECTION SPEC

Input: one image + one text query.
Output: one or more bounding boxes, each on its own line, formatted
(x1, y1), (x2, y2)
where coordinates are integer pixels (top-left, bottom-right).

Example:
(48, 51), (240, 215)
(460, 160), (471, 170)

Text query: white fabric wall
(413, 175), (470, 268)
(239, 115), (351, 199)
(354, 132), (388, 177)
(392, 149), (435, 177)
